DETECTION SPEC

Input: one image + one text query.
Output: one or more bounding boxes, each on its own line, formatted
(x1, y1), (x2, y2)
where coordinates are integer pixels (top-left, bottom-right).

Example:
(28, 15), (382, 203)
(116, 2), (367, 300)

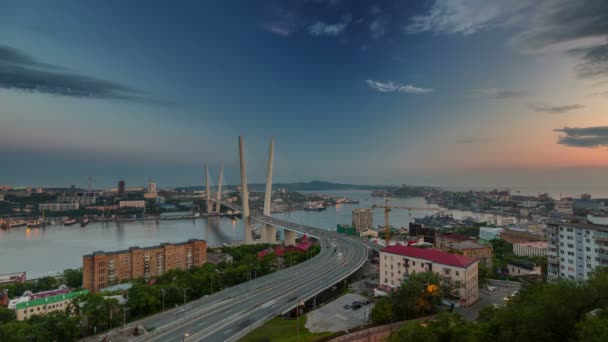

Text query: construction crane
(372, 199), (442, 247)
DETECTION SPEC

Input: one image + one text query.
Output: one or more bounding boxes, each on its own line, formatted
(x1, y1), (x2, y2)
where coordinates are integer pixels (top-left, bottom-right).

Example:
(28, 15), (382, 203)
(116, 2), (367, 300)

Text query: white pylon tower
(215, 162), (223, 214)
(238, 136), (250, 218)
(263, 137), (277, 243)
(205, 161), (211, 214)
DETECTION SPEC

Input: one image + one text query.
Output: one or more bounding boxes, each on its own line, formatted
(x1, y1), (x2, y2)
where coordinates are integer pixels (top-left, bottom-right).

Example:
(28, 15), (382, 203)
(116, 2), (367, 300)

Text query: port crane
(371, 199), (442, 247)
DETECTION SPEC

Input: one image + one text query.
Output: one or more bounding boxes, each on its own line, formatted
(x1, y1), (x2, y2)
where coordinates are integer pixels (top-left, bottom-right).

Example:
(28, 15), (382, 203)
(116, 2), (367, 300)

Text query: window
(455, 271), (459, 276)
(586, 247), (591, 251)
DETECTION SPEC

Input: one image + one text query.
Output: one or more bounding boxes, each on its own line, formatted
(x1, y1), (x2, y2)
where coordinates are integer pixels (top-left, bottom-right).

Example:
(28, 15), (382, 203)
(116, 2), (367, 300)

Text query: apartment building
(38, 203), (80, 212)
(546, 221), (608, 283)
(379, 245), (478, 307)
(83, 239), (207, 292)
(352, 208), (373, 232)
(119, 200), (146, 208)
(436, 233), (493, 269)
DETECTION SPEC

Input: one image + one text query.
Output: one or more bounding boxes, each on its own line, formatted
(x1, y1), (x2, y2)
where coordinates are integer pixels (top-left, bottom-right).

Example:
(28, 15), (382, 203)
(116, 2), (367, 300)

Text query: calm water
(0, 190), (491, 278)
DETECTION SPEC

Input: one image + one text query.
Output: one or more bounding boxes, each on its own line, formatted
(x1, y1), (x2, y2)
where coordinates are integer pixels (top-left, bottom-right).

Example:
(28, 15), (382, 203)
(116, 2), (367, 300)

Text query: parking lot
(456, 280), (522, 321)
(305, 293), (374, 333)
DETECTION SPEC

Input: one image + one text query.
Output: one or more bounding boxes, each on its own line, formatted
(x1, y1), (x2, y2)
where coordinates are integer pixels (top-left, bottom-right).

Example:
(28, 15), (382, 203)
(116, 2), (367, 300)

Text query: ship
(27, 220), (48, 228)
(304, 202), (326, 211)
(80, 218), (89, 227)
(63, 219), (77, 226)
(9, 221), (27, 228)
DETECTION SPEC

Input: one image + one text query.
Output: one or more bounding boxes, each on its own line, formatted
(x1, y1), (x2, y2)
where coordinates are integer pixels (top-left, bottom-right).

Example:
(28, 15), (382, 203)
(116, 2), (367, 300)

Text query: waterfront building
(513, 241), (547, 257)
(379, 245), (479, 307)
(118, 180), (126, 197)
(486, 216), (517, 227)
(83, 239), (207, 292)
(479, 227), (504, 241)
(14, 290), (88, 321)
(58, 192), (99, 206)
(0, 272), (26, 285)
(546, 221), (608, 283)
(507, 259), (541, 277)
(119, 200), (145, 208)
(435, 233), (493, 269)
(352, 208), (373, 232)
(38, 203), (80, 212)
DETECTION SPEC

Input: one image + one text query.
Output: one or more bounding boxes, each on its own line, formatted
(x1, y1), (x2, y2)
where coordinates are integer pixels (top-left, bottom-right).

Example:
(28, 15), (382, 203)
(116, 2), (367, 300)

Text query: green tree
(389, 312), (476, 342)
(370, 297), (393, 324)
(577, 314), (608, 342)
(62, 269), (83, 289)
(0, 306), (15, 323)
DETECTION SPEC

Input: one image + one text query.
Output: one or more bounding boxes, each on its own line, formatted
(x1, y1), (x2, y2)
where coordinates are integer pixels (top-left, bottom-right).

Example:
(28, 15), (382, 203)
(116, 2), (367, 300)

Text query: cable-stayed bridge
(118, 137), (371, 342)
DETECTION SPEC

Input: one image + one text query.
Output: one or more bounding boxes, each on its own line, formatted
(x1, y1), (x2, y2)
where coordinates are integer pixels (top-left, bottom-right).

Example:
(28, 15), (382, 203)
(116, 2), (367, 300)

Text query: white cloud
(471, 88), (526, 99)
(309, 14), (352, 37)
(405, 0), (532, 35)
(366, 80), (433, 94)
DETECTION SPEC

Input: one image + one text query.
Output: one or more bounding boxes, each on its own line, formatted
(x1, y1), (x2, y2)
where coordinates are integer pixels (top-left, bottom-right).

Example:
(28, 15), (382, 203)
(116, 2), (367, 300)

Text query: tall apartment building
(118, 180), (126, 197)
(379, 245), (478, 307)
(83, 239), (207, 292)
(546, 221), (608, 283)
(436, 233), (493, 269)
(352, 208), (373, 232)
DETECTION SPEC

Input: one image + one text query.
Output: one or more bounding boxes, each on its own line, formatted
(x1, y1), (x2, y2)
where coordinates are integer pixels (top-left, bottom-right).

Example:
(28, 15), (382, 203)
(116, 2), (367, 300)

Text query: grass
(240, 316), (333, 342)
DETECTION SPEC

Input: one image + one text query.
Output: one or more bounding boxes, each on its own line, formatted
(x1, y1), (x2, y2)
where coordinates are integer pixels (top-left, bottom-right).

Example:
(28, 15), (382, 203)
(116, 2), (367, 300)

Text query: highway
(120, 204), (370, 342)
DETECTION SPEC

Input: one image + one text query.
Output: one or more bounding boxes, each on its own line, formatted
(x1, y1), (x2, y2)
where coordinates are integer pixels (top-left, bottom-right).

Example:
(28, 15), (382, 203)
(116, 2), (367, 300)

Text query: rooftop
(381, 245), (477, 268)
(515, 241), (548, 248)
(440, 233), (474, 242)
(508, 259), (536, 271)
(84, 239), (206, 257)
(16, 290), (88, 309)
(548, 221), (608, 232)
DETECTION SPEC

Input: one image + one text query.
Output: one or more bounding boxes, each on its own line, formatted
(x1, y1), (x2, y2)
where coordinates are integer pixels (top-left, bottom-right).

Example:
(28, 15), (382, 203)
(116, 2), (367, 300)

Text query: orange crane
(372, 199), (443, 247)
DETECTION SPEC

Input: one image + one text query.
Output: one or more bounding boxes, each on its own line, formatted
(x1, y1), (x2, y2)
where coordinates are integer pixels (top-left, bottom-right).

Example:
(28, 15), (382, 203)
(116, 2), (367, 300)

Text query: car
(363, 300), (371, 305)
(352, 304), (362, 310)
(487, 286), (496, 292)
(352, 301), (363, 306)
(343, 305), (351, 309)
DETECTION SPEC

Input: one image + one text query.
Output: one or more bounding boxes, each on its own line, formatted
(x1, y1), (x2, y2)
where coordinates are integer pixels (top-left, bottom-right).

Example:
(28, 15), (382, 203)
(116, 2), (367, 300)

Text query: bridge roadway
(126, 204), (369, 342)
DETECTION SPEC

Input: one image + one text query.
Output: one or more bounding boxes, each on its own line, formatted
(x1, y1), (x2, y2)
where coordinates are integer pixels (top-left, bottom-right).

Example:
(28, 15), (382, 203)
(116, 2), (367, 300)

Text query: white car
(487, 286), (496, 292)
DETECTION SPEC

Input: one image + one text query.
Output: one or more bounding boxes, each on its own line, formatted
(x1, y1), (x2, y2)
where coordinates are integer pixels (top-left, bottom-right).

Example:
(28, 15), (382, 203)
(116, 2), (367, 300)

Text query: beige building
(38, 203), (80, 212)
(436, 233), (493, 269)
(352, 208), (373, 232)
(379, 245), (478, 307)
(15, 290), (88, 321)
(119, 200), (146, 208)
(513, 241), (547, 257)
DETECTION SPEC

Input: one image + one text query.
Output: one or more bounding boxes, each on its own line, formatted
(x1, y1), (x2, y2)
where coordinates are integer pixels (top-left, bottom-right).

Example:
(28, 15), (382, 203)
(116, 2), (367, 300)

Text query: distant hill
(176, 181), (395, 192)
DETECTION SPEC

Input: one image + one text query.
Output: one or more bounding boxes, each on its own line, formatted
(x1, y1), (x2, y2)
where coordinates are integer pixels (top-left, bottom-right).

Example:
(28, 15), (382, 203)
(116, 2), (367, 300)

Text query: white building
(479, 227), (504, 241)
(546, 221), (608, 283)
(39, 203), (80, 212)
(119, 200), (146, 208)
(513, 241), (547, 257)
(379, 245), (479, 307)
(486, 216), (517, 227)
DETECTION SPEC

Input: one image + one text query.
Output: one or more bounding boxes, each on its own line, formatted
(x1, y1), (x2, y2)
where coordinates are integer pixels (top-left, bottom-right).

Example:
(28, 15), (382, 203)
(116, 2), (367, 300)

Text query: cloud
(366, 80), (433, 94)
(472, 88), (526, 99)
(456, 138), (490, 144)
(530, 104), (584, 113)
(369, 18), (389, 40)
(308, 14), (352, 37)
(407, 1), (608, 78)
(405, 0), (531, 35)
(554, 126), (608, 147)
(0, 45), (149, 101)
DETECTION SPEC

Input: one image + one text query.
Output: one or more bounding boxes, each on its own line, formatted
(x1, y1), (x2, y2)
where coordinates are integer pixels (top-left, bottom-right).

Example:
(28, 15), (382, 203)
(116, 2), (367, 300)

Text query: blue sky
(1, 0), (608, 188)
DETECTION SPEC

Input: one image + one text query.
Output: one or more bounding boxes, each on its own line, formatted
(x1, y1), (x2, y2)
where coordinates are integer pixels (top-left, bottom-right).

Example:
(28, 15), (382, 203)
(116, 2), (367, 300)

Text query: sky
(1, 0), (608, 188)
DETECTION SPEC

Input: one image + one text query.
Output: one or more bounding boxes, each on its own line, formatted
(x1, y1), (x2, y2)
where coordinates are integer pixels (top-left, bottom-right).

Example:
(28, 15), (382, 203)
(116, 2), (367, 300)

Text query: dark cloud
(472, 88), (526, 99)
(530, 103), (584, 113)
(555, 126), (608, 147)
(0, 45), (149, 101)
(512, 0), (608, 78)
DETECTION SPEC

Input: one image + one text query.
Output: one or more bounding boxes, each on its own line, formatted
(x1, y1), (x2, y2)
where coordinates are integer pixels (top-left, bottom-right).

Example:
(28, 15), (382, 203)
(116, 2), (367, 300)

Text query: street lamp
(161, 288), (166, 312)
(182, 331), (190, 341)
(296, 299), (304, 342)
(183, 288), (191, 305)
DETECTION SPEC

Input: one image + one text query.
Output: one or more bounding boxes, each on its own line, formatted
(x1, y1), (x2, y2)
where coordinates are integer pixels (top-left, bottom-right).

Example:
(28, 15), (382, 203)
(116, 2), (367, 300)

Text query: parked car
(352, 304), (362, 310)
(343, 305), (351, 309)
(487, 286), (496, 292)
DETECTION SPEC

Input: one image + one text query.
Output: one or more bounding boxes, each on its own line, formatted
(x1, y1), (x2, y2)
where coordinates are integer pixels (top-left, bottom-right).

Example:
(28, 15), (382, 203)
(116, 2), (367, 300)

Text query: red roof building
(379, 245), (479, 307)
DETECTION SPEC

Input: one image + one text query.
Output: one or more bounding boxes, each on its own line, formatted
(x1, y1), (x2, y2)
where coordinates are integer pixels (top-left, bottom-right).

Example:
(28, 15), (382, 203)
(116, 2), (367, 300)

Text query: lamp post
(122, 304), (130, 342)
(182, 331), (190, 341)
(161, 288), (166, 312)
(183, 288), (191, 305)
(296, 299), (304, 342)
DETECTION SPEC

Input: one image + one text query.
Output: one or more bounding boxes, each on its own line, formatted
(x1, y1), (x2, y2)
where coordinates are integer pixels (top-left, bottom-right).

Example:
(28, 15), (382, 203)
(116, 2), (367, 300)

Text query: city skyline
(1, 0), (608, 187)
